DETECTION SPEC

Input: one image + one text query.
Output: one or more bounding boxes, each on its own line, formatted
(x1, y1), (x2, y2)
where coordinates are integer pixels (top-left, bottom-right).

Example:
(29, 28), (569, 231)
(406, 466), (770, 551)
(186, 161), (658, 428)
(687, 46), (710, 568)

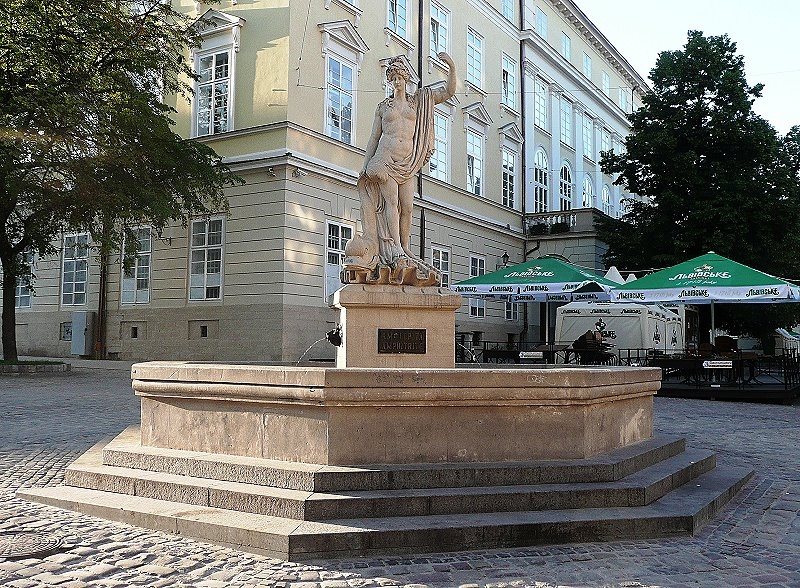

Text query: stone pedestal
(332, 284), (462, 369)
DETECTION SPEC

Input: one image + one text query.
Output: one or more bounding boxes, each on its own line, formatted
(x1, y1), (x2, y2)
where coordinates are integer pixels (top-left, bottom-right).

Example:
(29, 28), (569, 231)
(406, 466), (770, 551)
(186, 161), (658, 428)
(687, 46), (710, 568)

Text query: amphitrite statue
(341, 53), (457, 287)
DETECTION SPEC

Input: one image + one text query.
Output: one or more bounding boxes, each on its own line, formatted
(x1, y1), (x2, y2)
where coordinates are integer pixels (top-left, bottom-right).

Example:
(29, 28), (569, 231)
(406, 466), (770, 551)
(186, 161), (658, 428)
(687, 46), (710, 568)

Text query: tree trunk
(1, 267), (18, 362)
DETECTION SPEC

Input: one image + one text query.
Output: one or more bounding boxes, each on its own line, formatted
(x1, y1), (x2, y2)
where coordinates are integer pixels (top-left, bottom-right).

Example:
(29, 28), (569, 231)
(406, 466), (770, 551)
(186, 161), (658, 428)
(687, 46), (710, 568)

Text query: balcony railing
(524, 207), (608, 236)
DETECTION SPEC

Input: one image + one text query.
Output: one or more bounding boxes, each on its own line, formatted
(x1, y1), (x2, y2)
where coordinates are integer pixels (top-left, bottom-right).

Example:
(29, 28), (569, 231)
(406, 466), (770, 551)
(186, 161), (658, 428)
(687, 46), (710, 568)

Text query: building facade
(3, 0), (647, 361)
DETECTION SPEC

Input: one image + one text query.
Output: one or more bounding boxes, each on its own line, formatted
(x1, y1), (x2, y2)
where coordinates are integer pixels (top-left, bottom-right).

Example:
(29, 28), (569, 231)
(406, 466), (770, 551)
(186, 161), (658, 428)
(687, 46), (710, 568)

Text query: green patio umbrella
(609, 251), (800, 335)
(452, 256), (618, 343)
(453, 256), (618, 303)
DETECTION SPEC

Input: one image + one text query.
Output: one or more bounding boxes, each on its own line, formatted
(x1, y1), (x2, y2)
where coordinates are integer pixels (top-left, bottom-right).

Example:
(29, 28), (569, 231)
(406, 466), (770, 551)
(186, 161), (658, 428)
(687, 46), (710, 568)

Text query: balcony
(524, 207), (610, 237)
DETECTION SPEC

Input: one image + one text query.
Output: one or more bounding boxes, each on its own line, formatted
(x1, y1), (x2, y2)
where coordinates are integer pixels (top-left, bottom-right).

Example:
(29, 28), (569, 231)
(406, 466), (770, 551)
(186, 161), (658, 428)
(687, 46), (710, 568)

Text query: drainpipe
(417, 0), (426, 260)
(518, 0), (530, 343)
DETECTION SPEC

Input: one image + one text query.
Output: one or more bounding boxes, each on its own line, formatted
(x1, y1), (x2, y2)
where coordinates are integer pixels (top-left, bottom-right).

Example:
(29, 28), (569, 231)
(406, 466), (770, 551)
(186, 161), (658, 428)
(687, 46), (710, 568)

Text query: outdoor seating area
(461, 339), (800, 403)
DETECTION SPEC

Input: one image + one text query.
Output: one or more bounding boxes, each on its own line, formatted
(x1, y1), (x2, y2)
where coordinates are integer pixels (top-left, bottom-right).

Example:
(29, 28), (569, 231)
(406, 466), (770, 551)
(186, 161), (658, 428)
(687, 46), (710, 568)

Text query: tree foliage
(0, 0), (242, 360)
(597, 31), (800, 339)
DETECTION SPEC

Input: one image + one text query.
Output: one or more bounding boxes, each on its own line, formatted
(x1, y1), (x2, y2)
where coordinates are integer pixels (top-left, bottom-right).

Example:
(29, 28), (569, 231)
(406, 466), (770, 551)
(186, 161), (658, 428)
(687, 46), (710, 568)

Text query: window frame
(560, 32), (571, 61)
(466, 28), (483, 89)
(602, 184), (613, 216)
(602, 71), (610, 96)
(582, 115), (594, 161)
(469, 255), (486, 318)
(14, 250), (35, 309)
(533, 148), (549, 213)
(61, 233), (90, 307)
(559, 164), (573, 211)
(188, 217), (225, 302)
(535, 7), (547, 38)
(501, 53), (516, 111)
(582, 175), (595, 208)
(430, 1), (449, 56)
(502, 147), (516, 209)
(582, 52), (592, 79)
(559, 97), (573, 147)
(325, 219), (353, 300)
(325, 52), (356, 145)
(431, 245), (451, 288)
(533, 78), (548, 130)
(501, 0), (514, 22)
(121, 226), (152, 305)
(387, 0), (410, 41)
(466, 128), (484, 196)
(429, 109), (449, 181)
(193, 47), (233, 138)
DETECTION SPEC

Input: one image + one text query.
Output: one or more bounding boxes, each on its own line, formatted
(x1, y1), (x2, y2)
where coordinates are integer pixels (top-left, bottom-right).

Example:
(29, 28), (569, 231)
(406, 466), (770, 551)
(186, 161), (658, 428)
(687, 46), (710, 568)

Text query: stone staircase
(19, 426), (753, 561)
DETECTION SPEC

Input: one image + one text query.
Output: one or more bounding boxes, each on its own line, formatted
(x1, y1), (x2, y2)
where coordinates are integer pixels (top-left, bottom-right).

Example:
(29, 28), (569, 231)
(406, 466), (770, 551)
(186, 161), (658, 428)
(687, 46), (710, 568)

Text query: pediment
(462, 102), (493, 127)
(194, 9), (245, 34)
(499, 122), (524, 145)
(318, 20), (369, 58)
(429, 80), (460, 107)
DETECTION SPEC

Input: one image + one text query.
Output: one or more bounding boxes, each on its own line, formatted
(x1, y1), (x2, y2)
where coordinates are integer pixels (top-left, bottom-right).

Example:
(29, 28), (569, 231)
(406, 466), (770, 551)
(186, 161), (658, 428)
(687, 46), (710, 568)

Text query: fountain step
(19, 463), (752, 561)
(62, 439), (715, 521)
(101, 427), (686, 492)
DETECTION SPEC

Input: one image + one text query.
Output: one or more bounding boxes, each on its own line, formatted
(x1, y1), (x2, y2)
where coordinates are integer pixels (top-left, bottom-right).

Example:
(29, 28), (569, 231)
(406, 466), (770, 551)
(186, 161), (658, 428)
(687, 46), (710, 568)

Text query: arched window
(582, 176), (594, 208)
(559, 164), (572, 211)
(602, 184), (612, 216)
(533, 148), (548, 213)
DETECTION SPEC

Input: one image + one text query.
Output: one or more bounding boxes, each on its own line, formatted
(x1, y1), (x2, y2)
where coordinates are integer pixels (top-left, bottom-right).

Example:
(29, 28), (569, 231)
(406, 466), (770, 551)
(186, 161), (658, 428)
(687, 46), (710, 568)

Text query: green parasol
(609, 251), (800, 335)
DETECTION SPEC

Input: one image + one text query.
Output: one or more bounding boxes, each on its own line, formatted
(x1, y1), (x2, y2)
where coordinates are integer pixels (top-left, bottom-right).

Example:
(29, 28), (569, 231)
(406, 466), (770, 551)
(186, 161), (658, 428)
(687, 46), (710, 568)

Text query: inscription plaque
(378, 328), (427, 354)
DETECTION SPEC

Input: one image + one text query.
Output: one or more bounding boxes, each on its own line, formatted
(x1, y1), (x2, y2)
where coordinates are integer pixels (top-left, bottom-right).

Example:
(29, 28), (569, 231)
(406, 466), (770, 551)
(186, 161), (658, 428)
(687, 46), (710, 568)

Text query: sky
(575, 0), (800, 136)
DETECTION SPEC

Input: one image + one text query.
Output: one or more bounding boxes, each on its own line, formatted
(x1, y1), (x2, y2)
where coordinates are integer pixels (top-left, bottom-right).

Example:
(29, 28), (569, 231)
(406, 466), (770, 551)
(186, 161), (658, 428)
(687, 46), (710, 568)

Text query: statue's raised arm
(431, 52), (457, 105)
(341, 55), (459, 287)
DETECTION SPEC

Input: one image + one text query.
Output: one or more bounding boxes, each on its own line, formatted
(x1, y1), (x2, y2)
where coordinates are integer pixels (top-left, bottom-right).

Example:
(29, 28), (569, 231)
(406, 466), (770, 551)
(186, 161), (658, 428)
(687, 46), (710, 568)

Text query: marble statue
(342, 53), (457, 286)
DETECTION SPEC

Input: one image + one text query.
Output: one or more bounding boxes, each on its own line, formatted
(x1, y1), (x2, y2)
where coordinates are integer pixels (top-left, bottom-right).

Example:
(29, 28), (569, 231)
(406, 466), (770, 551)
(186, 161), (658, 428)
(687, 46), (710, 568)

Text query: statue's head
(386, 58), (411, 83)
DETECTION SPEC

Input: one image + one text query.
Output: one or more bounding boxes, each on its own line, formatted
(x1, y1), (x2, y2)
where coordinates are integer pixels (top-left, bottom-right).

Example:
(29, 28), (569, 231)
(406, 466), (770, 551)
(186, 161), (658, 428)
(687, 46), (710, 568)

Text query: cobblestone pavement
(1, 366), (799, 588)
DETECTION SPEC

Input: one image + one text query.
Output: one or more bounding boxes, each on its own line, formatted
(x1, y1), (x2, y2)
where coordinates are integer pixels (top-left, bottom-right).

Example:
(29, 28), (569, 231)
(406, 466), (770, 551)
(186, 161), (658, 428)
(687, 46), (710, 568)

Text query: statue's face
(389, 74), (406, 93)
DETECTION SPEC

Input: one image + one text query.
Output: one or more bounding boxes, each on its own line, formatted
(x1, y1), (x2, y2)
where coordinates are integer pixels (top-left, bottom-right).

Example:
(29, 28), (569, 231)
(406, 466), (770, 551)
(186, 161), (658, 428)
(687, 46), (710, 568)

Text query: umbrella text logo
(669, 264), (731, 282)
(679, 289), (709, 297)
(746, 287), (779, 297)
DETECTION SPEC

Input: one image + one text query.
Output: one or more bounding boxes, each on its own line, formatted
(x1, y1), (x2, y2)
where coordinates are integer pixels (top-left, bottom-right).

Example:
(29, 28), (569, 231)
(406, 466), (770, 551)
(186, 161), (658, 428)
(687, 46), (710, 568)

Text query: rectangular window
(560, 32), (571, 61)
(15, 250), (34, 309)
(469, 256), (485, 318)
(501, 54), (516, 110)
(189, 218), (223, 300)
(535, 7), (547, 38)
(325, 221), (352, 299)
(62, 233), (89, 306)
(583, 116), (594, 161)
(466, 129), (483, 196)
(196, 50), (230, 136)
(121, 227), (152, 304)
(560, 98), (573, 147)
(326, 55), (354, 144)
(466, 28), (483, 88)
(432, 246), (450, 288)
(582, 52), (592, 79)
(601, 130), (611, 156)
(602, 71), (610, 96)
(430, 2), (448, 55)
(619, 86), (629, 112)
(534, 78), (548, 130)
(502, 148), (515, 209)
(501, 0), (514, 21)
(388, 0), (408, 39)
(505, 301), (519, 321)
(430, 111), (448, 180)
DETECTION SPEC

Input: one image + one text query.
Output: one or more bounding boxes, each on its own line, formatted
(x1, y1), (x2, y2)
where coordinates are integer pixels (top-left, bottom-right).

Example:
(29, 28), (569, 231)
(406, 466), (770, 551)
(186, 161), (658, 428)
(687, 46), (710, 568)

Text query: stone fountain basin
(132, 362), (660, 466)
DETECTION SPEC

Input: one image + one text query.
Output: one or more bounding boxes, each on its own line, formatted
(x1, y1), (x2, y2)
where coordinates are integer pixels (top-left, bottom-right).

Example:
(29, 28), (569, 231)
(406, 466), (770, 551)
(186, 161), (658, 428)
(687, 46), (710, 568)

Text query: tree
(0, 0), (242, 361)
(596, 31), (800, 338)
